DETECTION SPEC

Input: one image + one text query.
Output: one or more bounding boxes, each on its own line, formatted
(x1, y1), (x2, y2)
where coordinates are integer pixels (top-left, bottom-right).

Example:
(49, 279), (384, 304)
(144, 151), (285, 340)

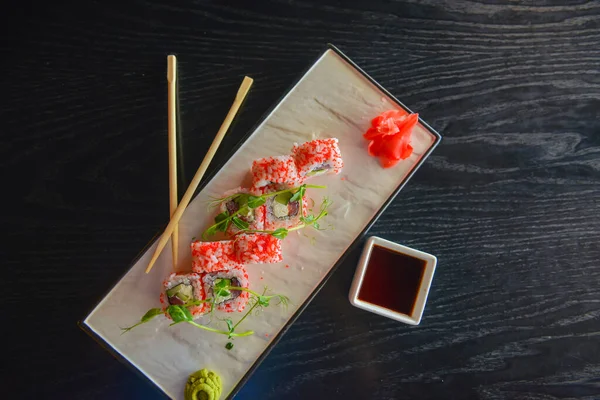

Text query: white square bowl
(349, 236), (437, 325)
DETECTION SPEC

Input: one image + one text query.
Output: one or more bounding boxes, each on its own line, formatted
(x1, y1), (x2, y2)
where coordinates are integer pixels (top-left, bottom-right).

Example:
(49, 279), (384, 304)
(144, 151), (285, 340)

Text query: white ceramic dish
(349, 236), (437, 325)
(80, 45), (441, 399)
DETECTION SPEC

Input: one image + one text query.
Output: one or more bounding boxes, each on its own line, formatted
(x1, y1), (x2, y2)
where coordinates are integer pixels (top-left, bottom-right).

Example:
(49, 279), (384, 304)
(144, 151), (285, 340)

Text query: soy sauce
(358, 245), (426, 316)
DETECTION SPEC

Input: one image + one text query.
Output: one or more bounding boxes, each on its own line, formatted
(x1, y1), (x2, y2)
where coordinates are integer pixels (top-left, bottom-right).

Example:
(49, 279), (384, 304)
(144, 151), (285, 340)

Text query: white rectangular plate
(82, 46), (441, 399)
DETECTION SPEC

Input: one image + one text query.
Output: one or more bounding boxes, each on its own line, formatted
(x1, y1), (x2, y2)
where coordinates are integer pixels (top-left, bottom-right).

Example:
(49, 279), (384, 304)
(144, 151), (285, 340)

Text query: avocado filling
(306, 168), (326, 177)
(306, 163), (331, 177)
(270, 193), (299, 219)
(166, 283), (194, 305)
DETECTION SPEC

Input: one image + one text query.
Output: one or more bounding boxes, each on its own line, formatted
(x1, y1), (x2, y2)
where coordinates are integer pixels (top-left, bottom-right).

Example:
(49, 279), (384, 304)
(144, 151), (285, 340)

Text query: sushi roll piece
(291, 138), (343, 178)
(219, 187), (265, 236)
(191, 240), (243, 273)
(263, 184), (308, 231)
(202, 266), (250, 313)
(160, 272), (208, 317)
(234, 233), (283, 264)
(251, 155), (303, 189)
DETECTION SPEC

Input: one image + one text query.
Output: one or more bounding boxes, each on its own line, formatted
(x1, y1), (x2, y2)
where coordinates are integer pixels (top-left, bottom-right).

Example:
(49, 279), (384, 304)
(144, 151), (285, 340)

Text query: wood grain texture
(1, 0), (599, 399)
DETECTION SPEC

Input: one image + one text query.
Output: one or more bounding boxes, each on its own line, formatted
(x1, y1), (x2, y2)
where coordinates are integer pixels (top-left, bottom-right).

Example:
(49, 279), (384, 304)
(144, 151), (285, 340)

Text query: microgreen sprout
(201, 184), (326, 240)
(119, 298), (211, 334)
(123, 285), (290, 350)
(120, 308), (163, 334)
(241, 196), (332, 239)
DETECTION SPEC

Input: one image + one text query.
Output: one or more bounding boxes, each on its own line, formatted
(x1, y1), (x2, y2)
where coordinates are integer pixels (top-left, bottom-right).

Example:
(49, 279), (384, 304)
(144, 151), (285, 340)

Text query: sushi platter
(81, 46), (441, 399)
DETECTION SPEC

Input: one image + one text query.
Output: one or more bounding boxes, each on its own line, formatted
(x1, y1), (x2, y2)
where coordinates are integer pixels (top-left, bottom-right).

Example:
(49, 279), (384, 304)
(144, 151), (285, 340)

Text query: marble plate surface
(81, 46), (441, 399)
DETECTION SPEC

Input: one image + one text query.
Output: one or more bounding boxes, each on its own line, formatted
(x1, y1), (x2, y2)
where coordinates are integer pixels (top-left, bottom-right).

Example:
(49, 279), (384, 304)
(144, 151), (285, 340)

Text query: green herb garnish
(120, 308), (163, 334)
(214, 212), (230, 232)
(123, 285), (290, 348)
(271, 228), (288, 239)
(235, 193), (250, 207)
(207, 193), (240, 210)
(214, 278), (232, 299)
(168, 304), (194, 324)
(166, 304), (254, 337)
(241, 196), (332, 240)
(224, 287), (289, 336)
(224, 318), (234, 332)
(226, 286), (290, 309)
(202, 184), (325, 240)
(300, 197), (331, 231)
(247, 195), (266, 209)
(289, 185), (306, 203)
(184, 299), (211, 307)
(274, 191), (293, 205)
(231, 216), (249, 230)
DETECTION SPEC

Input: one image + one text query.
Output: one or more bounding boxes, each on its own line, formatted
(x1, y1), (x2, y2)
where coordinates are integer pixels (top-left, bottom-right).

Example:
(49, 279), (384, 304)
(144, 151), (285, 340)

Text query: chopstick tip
(167, 55), (177, 83)
(236, 76), (253, 99)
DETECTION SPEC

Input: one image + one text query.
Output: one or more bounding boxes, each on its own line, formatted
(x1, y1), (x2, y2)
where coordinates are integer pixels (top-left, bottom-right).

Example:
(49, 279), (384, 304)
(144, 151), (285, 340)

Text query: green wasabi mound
(184, 368), (222, 400)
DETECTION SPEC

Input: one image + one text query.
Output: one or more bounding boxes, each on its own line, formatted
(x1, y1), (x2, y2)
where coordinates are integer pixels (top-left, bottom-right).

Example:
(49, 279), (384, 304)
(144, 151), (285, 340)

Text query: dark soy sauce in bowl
(358, 245), (426, 316)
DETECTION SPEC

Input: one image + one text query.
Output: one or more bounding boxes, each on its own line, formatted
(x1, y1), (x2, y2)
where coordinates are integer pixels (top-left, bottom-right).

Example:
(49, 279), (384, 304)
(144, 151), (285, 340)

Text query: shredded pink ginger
(364, 110), (419, 168)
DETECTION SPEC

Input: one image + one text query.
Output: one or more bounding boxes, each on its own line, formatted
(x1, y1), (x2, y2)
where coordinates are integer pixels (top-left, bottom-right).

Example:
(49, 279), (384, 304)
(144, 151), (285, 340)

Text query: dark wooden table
(3, 1), (600, 399)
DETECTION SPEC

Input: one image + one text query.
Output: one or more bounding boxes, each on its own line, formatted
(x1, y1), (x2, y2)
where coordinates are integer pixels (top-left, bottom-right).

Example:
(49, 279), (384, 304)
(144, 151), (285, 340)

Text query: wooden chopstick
(145, 76), (254, 274)
(167, 55), (179, 268)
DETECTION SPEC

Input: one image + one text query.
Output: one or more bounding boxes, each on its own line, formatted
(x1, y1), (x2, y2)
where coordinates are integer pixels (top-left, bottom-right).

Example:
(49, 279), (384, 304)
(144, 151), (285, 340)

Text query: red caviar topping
(364, 111), (418, 168)
(292, 138), (343, 176)
(234, 233), (283, 264)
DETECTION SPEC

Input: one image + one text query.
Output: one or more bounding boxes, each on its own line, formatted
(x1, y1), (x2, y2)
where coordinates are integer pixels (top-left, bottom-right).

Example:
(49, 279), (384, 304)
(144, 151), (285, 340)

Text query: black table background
(2, 1), (600, 399)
